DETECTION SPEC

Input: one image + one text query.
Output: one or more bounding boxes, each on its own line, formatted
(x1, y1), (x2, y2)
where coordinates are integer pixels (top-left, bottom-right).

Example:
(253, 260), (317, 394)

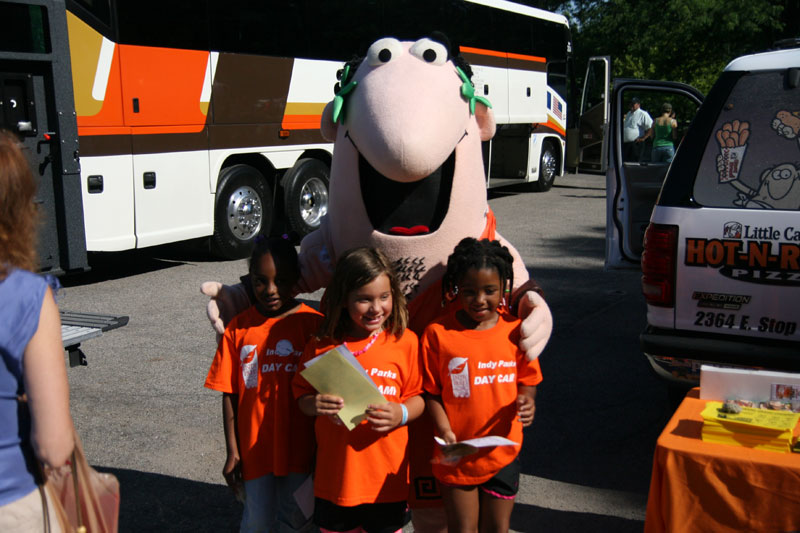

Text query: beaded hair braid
(442, 237), (515, 304)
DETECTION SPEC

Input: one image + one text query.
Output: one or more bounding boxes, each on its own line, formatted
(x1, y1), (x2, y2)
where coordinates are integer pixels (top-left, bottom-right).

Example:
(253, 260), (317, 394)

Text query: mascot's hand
(200, 281), (251, 337)
(518, 291), (553, 361)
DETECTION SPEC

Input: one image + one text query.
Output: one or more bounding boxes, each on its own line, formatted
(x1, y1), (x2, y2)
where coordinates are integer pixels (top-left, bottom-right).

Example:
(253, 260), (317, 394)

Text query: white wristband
(400, 403), (409, 426)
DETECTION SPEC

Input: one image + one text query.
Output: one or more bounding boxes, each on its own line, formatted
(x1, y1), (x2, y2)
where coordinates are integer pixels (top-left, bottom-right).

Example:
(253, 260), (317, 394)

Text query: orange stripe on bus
(543, 118), (566, 137)
(79, 124), (206, 136)
(459, 46), (507, 59)
(281, 114), (323, 130)
(459, 46), (546, 63)
(507, 51), (546, 63)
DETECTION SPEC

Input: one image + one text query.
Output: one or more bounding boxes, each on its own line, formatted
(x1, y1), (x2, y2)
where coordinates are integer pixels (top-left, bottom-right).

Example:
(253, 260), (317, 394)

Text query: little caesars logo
(683, 222), (800, 286)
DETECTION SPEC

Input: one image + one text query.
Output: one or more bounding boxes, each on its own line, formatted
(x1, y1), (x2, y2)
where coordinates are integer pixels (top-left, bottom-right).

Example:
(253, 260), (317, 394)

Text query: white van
(605, 41), (800, 384)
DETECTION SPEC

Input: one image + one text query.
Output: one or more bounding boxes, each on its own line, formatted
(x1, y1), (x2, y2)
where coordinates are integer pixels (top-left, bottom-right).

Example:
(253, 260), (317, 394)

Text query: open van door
(570, 56), (610, 173)
(605, 79), (704, 268)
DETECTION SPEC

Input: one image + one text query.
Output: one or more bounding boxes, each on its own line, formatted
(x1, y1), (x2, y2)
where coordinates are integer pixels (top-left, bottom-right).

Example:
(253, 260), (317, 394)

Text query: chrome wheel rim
(226, 185), (263, 240)
(299, 177), (329, 228)
(541, 149), (556, 183)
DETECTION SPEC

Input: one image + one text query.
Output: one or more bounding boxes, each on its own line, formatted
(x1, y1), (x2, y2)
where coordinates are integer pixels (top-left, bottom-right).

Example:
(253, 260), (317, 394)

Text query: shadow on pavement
(511, 503), (643, 532)
(105, 467), (241, 532)
(61, 239), (233, 287)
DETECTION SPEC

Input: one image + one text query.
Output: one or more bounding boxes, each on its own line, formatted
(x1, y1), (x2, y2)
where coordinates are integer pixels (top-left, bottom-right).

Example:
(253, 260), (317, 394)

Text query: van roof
(724, 46), (800, 72)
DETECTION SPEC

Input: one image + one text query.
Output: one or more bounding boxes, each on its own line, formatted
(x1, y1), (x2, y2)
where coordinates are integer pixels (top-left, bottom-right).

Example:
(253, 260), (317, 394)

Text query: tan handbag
(39, 431), (120, 533)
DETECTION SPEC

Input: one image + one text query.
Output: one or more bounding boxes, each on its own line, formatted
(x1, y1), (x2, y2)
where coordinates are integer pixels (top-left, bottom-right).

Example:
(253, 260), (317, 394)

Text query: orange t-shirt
(292, 329), (423, 507)
(421, 311), (542, 485)
(205, 303), (323, 480)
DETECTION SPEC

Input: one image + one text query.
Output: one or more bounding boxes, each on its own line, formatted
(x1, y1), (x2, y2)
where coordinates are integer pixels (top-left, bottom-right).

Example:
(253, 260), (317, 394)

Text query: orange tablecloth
(645, 389), (800, 532)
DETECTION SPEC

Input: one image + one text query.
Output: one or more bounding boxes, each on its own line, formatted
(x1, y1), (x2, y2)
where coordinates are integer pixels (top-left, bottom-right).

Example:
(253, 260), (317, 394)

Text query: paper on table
(300, 345), (386, 430)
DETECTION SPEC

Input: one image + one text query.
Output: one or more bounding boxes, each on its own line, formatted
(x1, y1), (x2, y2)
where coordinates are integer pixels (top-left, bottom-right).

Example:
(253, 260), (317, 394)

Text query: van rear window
(693, 71), (800, 211)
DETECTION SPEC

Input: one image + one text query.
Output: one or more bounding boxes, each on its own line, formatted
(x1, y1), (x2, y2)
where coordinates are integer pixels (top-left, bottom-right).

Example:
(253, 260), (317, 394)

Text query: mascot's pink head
(318, 36), (497, 300)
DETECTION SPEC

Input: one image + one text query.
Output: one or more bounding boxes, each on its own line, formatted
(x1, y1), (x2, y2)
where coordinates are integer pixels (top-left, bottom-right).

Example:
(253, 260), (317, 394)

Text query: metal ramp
(60, 311), (129, 367)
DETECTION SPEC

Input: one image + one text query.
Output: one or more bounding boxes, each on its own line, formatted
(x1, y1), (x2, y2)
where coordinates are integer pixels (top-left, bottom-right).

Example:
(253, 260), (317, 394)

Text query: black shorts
(446, 456), (521, 499)
(314, 498), (410, 533)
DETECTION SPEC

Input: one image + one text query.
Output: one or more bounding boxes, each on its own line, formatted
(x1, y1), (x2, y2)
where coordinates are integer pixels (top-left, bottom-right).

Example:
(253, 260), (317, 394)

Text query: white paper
(700, 365), (800, 403)
(293, 475), (314, 519)
(434, 435), (518, 448)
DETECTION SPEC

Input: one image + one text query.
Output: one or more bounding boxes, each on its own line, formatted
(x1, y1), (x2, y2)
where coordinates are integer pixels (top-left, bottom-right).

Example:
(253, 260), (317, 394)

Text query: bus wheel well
(219, 154), (277, 199)
(293, 149), (332, 173)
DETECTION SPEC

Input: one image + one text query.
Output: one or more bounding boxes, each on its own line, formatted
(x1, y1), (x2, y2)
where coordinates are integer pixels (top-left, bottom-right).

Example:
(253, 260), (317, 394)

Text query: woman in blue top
(650, 102), (679, 163)
(0, 130), (75, 531)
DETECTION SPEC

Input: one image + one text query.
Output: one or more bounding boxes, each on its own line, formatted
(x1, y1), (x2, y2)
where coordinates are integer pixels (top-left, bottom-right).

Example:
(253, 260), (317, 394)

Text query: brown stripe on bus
(507, 57), (546, 73)
(460, 52), (507, 69)
(131, 129), (209, 154)
(208, 124), (326, 150)
(79, 134), (133, 157)
(211, 53), (294, 124)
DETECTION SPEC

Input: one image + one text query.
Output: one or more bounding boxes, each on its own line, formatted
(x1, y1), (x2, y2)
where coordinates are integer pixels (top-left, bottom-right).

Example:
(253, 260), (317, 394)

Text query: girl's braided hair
(249, 235), (300, 286)
(442, 238), (514, 302)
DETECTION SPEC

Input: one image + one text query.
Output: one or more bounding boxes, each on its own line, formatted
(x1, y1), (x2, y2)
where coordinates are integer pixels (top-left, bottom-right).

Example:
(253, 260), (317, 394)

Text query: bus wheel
(283, 158), (330, 237)
(532, 141), (557, 192)
(212, 164), (272, 259)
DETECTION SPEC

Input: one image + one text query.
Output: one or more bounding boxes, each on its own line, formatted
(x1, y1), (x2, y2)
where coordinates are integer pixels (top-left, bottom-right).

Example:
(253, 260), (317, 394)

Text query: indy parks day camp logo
(683, 221), (800, 286)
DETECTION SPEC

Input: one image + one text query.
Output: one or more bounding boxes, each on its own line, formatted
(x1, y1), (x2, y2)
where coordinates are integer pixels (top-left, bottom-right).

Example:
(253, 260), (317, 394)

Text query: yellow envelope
(301, 345), (386, 430)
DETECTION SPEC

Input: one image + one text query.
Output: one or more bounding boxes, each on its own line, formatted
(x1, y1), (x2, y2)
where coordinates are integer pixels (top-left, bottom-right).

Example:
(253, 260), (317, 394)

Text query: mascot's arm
(296, 218), (335, 294)
(497, 232), (553, 361)
(201, 281), (251, 338)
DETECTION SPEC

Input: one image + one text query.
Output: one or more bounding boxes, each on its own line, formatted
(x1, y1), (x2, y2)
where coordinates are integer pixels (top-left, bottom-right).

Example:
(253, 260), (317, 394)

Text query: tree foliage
(524, 0), (799, 94)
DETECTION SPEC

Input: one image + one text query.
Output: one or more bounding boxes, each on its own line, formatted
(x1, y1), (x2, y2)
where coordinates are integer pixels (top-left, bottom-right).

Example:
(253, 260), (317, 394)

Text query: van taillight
(641, 223), (678, 307)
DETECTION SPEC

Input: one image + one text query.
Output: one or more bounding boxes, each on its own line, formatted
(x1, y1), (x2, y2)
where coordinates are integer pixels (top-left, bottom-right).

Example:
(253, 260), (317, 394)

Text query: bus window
(0, 2), (50, 53)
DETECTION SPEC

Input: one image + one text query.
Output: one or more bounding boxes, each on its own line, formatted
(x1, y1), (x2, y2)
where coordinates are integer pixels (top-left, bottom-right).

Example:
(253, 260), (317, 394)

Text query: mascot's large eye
(409, 38), (448, 65)
(367, 38), (403, 66)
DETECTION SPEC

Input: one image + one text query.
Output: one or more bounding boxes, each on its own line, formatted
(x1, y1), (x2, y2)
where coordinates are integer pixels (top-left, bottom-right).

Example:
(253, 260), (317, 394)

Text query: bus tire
(283, 158), (330, 237)
(531, 141), (557, 192)
(212, 164), (272, 259)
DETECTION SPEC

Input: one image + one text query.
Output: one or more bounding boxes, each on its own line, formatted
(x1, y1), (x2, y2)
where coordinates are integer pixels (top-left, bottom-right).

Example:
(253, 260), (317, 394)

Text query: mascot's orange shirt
(205, 304), (322, 480)
(292, 330), (423, 506)
(420, 311), (542, 485)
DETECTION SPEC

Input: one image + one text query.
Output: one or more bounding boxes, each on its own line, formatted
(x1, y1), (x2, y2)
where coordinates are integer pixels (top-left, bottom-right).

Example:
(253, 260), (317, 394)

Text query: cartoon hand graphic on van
(771, 110), (800, 145)
(715, 120), (750, 184)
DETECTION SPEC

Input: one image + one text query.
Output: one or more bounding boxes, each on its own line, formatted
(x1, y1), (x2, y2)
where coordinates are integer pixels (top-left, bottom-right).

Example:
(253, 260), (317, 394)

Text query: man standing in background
(623, 97), (653, 162)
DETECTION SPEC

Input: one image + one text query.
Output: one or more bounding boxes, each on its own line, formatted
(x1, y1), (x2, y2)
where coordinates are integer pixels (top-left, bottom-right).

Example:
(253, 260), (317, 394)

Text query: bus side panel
(79, 151), (136, 251)
(118, 45), (209, 128)
(67, 10), (124, 128)
(282, 58), (341, 131)
(463, 50), (510, 125)
(211, 53), (294, 125)
(131, 132), (213, 248)
(507, 55), (548, 124)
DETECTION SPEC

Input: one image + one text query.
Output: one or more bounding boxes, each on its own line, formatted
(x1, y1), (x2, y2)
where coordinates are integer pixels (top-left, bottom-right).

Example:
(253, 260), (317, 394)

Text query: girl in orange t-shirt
(421, 238), (542, 532)
(205, 236), (323, 532)
(293, 247), (425, 533)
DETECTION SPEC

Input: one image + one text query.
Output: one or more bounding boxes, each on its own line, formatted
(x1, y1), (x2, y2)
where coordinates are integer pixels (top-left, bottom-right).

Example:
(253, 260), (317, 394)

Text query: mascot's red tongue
(389, 225), (430, 236)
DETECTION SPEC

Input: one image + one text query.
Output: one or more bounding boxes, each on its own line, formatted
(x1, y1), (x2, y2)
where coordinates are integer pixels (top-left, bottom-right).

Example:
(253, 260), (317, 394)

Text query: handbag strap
(70, 448), (86, 533)
(38, 484), (51, 533)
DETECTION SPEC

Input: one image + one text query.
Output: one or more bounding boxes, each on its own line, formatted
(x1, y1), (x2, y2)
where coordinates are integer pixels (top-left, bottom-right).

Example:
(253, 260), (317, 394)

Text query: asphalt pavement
(58, 171), (675, 532)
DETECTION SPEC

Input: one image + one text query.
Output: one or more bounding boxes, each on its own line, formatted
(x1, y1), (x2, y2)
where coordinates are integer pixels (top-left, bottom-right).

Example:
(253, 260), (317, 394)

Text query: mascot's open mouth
(359, 151), (454, 236)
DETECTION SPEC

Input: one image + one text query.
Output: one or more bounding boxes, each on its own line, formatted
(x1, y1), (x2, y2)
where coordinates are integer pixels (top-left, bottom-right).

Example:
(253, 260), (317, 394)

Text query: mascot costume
(203, 35), (553, 531)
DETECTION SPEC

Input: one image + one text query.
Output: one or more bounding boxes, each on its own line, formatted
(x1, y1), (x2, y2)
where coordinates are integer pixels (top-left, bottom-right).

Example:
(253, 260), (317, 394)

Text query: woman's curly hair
(0, 129), (38, 278)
